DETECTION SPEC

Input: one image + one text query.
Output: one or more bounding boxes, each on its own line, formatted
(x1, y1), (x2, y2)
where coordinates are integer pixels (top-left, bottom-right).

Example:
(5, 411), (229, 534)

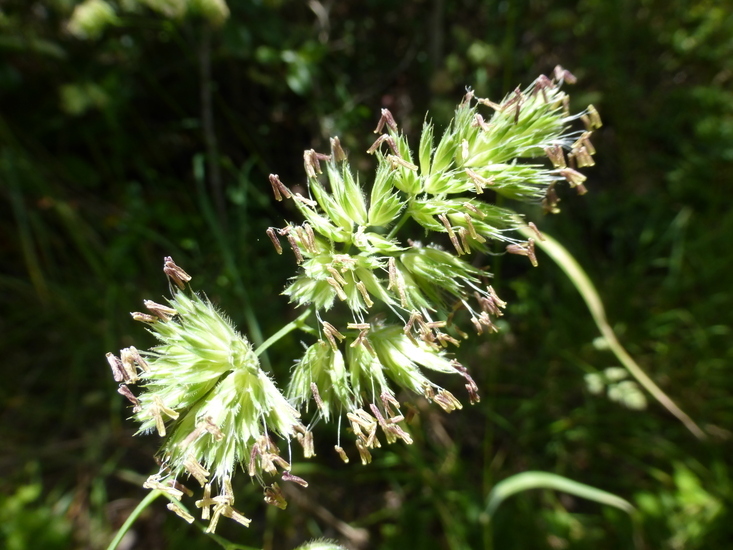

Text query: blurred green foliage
(1, 0), (732, 549)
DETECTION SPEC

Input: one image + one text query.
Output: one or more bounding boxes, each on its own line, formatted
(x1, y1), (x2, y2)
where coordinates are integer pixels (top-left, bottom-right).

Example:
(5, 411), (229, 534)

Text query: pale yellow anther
(334, 445), (350, 463)
(184, 456), (210, 487)
(387, 154), (418, 171)
(326, 277), (347, 301)
(167, 502), (194, 523)
(143, 475), (184, 500)
(196, 483), (214, 520)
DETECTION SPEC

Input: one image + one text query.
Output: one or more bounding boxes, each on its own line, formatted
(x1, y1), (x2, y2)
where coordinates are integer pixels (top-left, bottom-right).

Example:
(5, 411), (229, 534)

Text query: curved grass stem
(520, 225), (706, 440)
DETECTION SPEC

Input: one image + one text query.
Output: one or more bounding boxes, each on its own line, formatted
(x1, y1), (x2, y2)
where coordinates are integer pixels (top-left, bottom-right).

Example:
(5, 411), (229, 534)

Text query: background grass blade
(484, 471), (635, 517)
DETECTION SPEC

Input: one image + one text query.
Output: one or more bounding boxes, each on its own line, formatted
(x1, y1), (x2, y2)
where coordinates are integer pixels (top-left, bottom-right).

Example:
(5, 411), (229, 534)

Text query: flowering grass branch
(106, 66), (601, 534)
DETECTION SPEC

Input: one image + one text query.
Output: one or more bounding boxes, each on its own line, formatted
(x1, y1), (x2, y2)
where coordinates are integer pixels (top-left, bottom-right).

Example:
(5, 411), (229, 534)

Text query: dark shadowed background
(1, 1), (732, 548)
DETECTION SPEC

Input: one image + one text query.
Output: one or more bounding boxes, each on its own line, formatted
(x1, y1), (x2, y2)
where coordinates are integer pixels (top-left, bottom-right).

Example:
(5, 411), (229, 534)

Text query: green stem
(387, 208), (412, 240)
(107, 490), (162, 550)
(254, 307), (315, 357)
(519, 225), (706, 440)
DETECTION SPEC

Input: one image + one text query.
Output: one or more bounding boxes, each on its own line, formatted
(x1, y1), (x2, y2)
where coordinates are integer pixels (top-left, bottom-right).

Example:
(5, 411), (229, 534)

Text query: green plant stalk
(106, 490), (161, 550)
(518, 225), (706, 440)
(254, 307), (315, 357)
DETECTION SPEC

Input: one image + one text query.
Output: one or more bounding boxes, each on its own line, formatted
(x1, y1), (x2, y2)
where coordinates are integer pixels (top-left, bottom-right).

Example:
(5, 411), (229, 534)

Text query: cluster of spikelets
(107, 258), (308, 531)
(106, 66), (600, 531)
(271, 66), (600, 461)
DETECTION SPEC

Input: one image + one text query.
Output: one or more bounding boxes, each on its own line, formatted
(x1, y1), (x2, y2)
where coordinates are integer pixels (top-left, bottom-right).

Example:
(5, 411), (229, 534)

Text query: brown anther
(506, 241), (538, 267)
(131, 312), (157, 323)
(282, 471), (309, 487)
(144, 300), (177, 321)
(171, 480), (194, 497)
(303, 149), (323, 178)
(269, 174), (291, 201)
(310, 382), (324, 411)
(436, 331), (460, 348)
(477, 98), (502, 111)
(545, 144), (566, 168)
(367, 134), (391, 154)
(374, 108), (398, 134)
(128, 346), (149, 372)
(438, 214), (464, 256)
(119, 348), (139, 382)
(248, 443), (260, 476)
(559, 168), (587, 187)
(264, 483), (288, 509)
(527, 239), (537, 267)
(381, 392), (401, 417)
(554, 65), (577, 84)
(266, 227), (283, 254)
(117, 384), (141, 412)
(387, 154), (418, 171)
(543, 183), (561, 214)
(472, 113), (490, 131)
(203, 416), (224, 441)
(465, 168), (494, 194)
(488, 286), (506, 309)
(464, 214), (486, 243)
(106, 353), (125, 383)
(322, 321), (345, 351)
(284, 233), (304, 264)
(533, 74), (553, 102)
(501, 87), (523, 113)
(433, 389), (463, 413)
(180, 425), (206, 449)
(465, 382), (481, 404)
(528, 221), (545, 241)
(461, 88), (475, 105)
(330, 136), (347, 161)
(403, 310), (421, 335)
(163, 256), (192, 289)
(303, 223), (317, 253)
(222, 506), (251, 528)
(356, 281), (374, 308)
(462, 201), (486, 218)
(404, 402), (419, 423)
(573, 146), (595, 168)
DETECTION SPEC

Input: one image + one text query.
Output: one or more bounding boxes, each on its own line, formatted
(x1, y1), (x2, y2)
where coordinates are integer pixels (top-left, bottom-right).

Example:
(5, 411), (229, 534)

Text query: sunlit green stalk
(520, 225), (706, 440)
